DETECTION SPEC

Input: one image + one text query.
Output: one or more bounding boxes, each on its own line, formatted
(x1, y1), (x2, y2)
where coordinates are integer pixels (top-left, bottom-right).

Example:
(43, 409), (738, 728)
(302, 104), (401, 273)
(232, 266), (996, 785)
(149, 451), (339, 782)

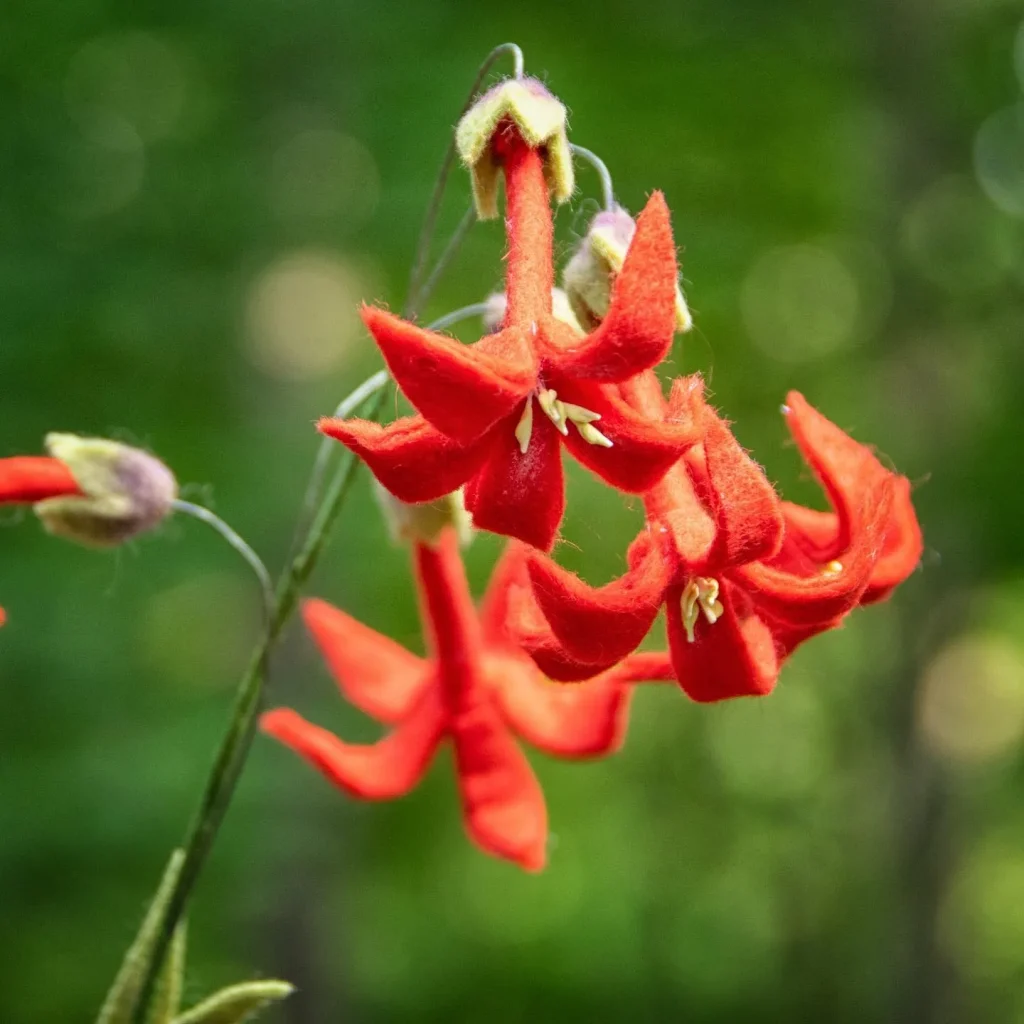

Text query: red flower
(261, 528), (656, 871)
(0, 456), (82, 625)
(321, 124), (700, 551)
(516, 378), (918, 702)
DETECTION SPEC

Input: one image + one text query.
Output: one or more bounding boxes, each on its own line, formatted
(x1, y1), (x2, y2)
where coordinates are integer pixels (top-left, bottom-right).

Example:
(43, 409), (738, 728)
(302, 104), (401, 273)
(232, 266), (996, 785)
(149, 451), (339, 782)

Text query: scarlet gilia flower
(261, 526), (657, 871)
(516, 377), (921, 701)
(320, 78), (700, 551)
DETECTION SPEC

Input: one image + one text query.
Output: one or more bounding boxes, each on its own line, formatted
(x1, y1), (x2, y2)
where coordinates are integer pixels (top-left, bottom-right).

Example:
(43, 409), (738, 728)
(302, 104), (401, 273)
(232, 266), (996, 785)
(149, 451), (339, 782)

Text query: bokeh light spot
(270, 130), (380, 227)
(66, 31), (189, 142)
(975, 104), (1024, 219)
(917, 633), (1024, 765)
(741, 244), (860, 362)
(63, 114), (145, 219)
(244, 250), (372, 381)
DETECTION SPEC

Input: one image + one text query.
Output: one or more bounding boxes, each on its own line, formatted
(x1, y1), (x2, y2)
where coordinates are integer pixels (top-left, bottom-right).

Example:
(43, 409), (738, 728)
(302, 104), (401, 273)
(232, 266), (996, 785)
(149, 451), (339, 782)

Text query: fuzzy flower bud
(35, 434), (177, 547)
(481, 287), (583, 336)
(456, 77), (574, 220)
(374, 484), (473, 549)
(563, 205), (693, 333)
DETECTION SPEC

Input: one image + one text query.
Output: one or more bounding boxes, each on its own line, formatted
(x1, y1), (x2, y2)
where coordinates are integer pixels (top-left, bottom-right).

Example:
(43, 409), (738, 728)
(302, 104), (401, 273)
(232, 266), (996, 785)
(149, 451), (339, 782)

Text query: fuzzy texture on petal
(260, 702), (443, 799)
(464, 410), (565, 551)
(302, 599), (428, 723)
(665, 580), (779, 703)
(558, 376), (702, 494)
(319, 415), (491, 504)
(525, 531), (670, 666)
(553, 193), (679, 381)
(0, 456), (81, 503)
(861, 475), (923, 604)
(361, 306), (536, 440)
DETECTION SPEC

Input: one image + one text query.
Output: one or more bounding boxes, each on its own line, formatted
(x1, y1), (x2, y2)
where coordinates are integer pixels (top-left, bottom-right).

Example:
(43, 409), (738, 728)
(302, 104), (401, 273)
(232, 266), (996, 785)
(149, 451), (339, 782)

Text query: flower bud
(456, 77), (574, 220)
(563, 205), (693, 333)
(374, 484), (473, 549)
(481, 287), (583, 336)
(35, 434), (177, 547)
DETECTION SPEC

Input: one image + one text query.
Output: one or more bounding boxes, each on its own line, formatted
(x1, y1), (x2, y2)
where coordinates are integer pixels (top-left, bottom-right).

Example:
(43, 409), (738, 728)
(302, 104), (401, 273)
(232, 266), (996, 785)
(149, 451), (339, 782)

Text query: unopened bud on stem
(374, 484), (473, 549)
(35, 434), (177, 547)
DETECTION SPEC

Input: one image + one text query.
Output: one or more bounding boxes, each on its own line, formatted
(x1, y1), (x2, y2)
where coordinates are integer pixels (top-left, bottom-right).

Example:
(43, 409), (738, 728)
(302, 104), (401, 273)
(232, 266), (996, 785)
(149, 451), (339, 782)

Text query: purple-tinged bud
(481, 287), (583, 336)
(35, 434), (177, 547)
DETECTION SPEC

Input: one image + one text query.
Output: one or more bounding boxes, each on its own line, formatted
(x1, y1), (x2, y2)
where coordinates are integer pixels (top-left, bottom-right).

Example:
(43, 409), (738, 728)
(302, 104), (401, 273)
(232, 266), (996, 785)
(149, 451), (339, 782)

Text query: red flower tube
(261, 528), (657, 871)
(321, 85), (700, 551)
(515, 379), (920, 702)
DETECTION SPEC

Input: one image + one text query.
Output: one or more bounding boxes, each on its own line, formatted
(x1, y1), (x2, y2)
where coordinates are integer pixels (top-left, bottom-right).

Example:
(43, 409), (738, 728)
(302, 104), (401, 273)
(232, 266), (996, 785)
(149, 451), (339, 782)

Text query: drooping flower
(516, 377), (919, 702)
(320, 80), (700, 551)
(261, 526), (658, 870)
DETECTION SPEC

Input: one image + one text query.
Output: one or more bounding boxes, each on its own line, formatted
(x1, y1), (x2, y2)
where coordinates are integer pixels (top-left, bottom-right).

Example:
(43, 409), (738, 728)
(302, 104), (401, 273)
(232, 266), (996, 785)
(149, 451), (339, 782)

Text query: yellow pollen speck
(681, 576), (724, 643)
(822, 560), (843, 576)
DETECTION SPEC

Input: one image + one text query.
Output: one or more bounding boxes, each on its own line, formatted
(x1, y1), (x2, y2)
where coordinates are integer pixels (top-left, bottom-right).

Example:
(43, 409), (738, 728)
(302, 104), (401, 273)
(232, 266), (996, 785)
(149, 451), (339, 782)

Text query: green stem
(130, 386), (387, 1024)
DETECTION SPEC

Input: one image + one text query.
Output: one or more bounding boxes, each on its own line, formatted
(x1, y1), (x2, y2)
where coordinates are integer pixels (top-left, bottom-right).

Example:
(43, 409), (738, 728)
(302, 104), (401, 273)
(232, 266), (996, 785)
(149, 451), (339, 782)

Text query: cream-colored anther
(514, 397), (534, 454)
(537, 389), (568, 434)
(575, 421), (613, 448)
(680, 576), (724, 643)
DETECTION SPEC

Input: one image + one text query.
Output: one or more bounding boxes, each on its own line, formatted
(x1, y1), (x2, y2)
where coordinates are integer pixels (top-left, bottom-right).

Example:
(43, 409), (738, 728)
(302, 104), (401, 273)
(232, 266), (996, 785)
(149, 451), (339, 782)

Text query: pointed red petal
(861, 475), (923, 604)
(464, 410), (565, 551)
(525, 531), (670, 665)
(362, 307), (536, 439)
(698, 409), (784, 567)
(302, 598), (428, 724)
(319, 414), (491, 503)
(489, 653), (630, 758)
(558, 376), (702, 493)
(666, 580), (779, 703)
(260, 701), (443, 800)
(0, 457), (81, 503)
(553, 192), (678, 381)
(451, 699), (548, 871)
(477, 542), (532, 644)
(614, 651), (677, 683)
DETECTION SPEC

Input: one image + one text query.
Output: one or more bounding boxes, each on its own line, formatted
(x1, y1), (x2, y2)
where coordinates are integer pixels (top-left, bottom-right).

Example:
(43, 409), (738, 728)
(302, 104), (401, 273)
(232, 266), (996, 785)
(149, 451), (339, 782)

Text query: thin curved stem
(410, 204), (477, 319)
(427, 302), (492, 334)
(405, 42), (525, 319)
(571, 144), (616, 212)
(172, 500), (275, 622)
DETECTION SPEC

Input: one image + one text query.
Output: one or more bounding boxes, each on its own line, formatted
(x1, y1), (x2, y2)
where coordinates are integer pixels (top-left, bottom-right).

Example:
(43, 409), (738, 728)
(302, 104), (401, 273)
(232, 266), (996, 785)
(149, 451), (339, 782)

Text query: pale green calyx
(456, 77), (574, 220)
(374, 484), (473, 549)
(563, 205), (693, 333)
(35, 433), (177, 547)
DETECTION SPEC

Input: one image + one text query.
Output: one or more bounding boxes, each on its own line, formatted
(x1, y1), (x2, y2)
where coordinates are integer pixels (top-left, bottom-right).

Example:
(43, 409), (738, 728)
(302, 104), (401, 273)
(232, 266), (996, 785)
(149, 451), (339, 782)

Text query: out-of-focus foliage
(1, 0), (1023, 1021)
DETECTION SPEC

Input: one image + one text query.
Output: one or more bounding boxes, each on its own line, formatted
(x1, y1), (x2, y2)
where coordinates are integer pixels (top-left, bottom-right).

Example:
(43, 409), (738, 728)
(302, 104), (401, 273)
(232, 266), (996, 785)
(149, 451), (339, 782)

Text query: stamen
(680, 576), (724, 643)
(537, 389), (568, 434)
(559, 401), (601, 424)
(514, 397), (534, 454)
(576, 422), (613, 448)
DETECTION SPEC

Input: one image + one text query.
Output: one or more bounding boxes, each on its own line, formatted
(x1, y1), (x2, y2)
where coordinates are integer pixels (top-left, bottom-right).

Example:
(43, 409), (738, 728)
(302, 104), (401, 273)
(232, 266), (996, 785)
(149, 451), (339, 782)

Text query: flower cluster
(262, 71), (923, 869)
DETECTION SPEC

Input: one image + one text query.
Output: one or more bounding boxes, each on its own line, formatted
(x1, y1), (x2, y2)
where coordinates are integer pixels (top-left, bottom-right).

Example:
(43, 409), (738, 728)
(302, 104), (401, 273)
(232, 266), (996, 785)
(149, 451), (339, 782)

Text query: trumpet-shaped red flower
(321, 124), (700, 550)
(516, 378), (920, 702)
(261, 528), (658, 871)
(0, 456), (82, 625)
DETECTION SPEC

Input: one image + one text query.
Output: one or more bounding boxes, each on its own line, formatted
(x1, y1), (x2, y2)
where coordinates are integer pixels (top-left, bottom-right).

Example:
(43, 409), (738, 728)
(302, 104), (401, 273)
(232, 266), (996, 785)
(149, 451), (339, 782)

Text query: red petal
(302, 598), (427, 723)
(478, 542), (532, 644)
(464, 410), (565, 551)
(488, 653), (630, 758)
(260, 701), (443, 800)
(319, 414), (491, 503)
(362, 306), (536, 439)
(525, 530), (671, 665)
(553, 192), (678, 381)
(861, 475), (923, 604)
(665, 580), (779, 703)
(699, 409), (784, 567)
(558, 376), (701, 493)
(451, 699), (548, 871)
(772, 502), (840, 574)
(0, 457), (81, 503)
(614, 651), (676, 683)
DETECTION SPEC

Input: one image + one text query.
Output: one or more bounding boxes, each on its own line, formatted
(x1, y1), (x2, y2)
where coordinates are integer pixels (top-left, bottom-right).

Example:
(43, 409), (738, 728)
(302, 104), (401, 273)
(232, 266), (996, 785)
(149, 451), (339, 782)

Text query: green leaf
(95, 849), (186, 1024)
(173, 981), (295, 1024)
(147, 923), (187, 1024)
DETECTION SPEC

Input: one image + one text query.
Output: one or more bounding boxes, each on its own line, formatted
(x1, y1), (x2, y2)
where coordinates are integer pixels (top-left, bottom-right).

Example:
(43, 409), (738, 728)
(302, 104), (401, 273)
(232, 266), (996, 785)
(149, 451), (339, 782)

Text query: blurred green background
(2, 0), (1024, 1020)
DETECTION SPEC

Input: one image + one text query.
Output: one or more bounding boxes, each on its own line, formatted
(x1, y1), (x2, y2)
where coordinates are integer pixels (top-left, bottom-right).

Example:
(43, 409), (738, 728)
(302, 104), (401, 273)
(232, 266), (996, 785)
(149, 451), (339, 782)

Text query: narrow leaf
(96, 849), (186, 1024)
(147, 923), (187, 1024)
(174, 981), (295, 1024)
